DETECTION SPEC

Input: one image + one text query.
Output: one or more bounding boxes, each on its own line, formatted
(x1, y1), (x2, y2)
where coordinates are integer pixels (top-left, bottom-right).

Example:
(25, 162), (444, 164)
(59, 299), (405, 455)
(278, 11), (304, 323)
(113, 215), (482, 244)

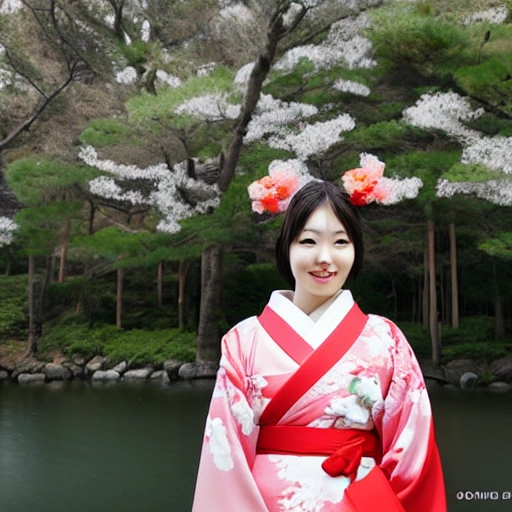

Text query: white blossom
(333, 79), (370, 96)
(205, 417), (234, 471)
(244, 94), (318, 143)
(79, 146), (221, 234)
(156, 70), (182, 88)
(402, 91), (484, 143)
(174, 93), (241, 121)
(234, 62), (255, 86)
(379, 177), (424, 204)
(197, 62), (216, 77)
(141, 20), (151, 42)
(0, 0), (23, 14)
(115, 66), (138, 84)
(462, 136), (512, 174)
(436, 178), (512, 206)
(0, 216), (17, 247)
(218, 3), (253, 22)
(268, 114), (356, 159)
(462, 6), (509, 25)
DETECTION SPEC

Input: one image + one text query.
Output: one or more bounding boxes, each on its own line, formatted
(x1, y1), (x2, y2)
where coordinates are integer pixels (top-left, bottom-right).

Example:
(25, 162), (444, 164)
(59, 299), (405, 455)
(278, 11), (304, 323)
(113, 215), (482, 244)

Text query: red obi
(257, 425), (381, 481)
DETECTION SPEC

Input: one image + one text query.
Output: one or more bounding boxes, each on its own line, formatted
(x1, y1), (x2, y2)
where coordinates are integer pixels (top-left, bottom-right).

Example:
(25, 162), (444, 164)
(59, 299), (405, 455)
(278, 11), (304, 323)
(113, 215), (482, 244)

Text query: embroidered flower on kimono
(341, 153), (390, 206)
(205, 417), (234, 471)
(230, 394), (256, 435)
(325, 395), (370, 425)
(349, 376), (383, 407)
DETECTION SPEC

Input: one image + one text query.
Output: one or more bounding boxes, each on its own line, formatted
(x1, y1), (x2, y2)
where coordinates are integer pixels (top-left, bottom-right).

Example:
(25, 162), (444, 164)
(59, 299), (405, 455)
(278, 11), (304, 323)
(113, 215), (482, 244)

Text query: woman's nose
(316, 244), (332, 265)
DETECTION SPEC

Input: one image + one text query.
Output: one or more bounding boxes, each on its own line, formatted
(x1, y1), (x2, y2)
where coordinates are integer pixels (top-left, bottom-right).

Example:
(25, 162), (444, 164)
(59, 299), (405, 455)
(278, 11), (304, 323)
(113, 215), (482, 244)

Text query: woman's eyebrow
(302, 228), (347, 235)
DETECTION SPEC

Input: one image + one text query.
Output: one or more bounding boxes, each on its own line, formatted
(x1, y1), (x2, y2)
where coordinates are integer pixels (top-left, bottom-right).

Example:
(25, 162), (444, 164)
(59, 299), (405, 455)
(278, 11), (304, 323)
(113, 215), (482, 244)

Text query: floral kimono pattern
(192, 290), (446, 512)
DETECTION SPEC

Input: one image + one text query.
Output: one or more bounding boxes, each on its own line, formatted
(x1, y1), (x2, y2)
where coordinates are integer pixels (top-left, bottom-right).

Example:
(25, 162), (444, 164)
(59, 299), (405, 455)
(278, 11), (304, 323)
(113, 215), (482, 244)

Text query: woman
(192, 181), (446, 512)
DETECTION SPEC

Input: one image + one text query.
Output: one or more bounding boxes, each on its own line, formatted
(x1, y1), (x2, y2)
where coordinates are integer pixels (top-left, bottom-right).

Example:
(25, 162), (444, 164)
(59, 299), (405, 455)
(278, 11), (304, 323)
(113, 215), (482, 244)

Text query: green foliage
(442, 343), (512, 362)
(465, 112), (512, 137)
(479, 233), (512, 260)
(5, 157), (98, 206)
(39, 317), (197, 365)
(223, 263), (289, 326)
(0, 275), (28, 339)
(127, 66), (236, 125)
(442, 162), (503, 182)
(78, 119), (143, 147)
(369, 6), (470, 81)
(120, 40), (151, 67)
(455, 56), (512, 115)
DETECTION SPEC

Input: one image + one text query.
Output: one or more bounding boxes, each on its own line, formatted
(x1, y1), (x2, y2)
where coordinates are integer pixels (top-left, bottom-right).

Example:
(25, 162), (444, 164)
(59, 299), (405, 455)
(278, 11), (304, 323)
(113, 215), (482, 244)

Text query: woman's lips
(309, 271), (337, 283)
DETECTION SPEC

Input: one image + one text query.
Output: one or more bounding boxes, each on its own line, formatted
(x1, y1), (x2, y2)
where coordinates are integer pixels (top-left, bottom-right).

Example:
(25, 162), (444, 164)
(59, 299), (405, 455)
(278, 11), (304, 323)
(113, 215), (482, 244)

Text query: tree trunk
(196, 245), (224, 365)
(25, 253), (38, 357)
(116, 267), (123, 329)
(178, 260), (191, 329)
(422, 246), (429, 329)
(427, 219), (440, 365)
(449, 222), (459, 329)
(157, 260), (163, 308)
(58, 219), (70, 282)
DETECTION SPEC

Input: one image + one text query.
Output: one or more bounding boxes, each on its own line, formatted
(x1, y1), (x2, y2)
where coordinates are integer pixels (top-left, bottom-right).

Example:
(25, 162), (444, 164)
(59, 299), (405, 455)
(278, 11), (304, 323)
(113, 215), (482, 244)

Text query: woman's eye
(335, 239), (349, 245)
(299, 238), (315, 245)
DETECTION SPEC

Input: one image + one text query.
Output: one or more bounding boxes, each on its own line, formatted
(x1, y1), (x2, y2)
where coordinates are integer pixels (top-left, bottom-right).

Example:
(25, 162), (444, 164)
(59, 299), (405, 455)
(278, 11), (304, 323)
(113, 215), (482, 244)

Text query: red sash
(257, 302), (368, 426)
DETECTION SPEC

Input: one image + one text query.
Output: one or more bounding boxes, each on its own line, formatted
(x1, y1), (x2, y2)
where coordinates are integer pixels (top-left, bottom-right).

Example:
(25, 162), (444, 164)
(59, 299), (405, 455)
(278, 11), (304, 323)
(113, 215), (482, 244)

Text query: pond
(0, 380), (511, 512)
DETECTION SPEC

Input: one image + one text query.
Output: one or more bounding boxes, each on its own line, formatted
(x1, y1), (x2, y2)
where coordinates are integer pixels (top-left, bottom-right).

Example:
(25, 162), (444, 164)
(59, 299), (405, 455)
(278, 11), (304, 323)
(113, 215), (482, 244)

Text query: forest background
(0, 0), (511, 374)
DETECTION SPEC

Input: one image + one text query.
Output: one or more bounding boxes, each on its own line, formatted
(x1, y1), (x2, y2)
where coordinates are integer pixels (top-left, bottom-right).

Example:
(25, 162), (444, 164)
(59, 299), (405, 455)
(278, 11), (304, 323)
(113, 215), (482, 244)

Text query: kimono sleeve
(192, 327), (268, 512)
(374, 322), (446, 512)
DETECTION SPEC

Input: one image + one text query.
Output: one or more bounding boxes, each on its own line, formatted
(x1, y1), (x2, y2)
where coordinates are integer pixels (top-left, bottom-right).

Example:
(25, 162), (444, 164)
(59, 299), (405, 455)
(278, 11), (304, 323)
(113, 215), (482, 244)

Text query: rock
(123, 368), (153, 380)
(163, 360), (182, 381)
(44, 363), (72, 381)
(460, 372), (479, 389)
(487, 382), (512, 392)
(12, 360), (45, 379)
(443, 359), (488, 386)
(18, 373), (46, 384)
(92, 370), (121, 381)
(178, 362), (218, 380)
(73, 357), (86, 366)
(113, 361), (128, 374)
(63, 362), (84, 379)
(150, 370), (164, 379)
(489, 358), (512, 383)
(85, 355), (108, 373)
(0, 370), (10, 381)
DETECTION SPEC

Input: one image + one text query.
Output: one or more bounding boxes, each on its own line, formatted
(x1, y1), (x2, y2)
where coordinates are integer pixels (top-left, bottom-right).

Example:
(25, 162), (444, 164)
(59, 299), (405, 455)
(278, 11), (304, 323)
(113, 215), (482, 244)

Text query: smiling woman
(192, 180), (446, 512)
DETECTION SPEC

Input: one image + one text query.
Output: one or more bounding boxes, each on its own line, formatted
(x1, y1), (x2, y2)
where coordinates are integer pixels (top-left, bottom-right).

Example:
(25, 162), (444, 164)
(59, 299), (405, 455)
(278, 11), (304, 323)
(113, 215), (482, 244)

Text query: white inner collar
(267, 289), (354, 348)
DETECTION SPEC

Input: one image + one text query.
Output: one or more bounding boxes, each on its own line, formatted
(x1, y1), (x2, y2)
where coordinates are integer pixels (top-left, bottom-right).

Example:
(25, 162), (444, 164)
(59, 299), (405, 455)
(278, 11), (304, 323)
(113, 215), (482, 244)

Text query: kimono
(192, 290), (446, 512)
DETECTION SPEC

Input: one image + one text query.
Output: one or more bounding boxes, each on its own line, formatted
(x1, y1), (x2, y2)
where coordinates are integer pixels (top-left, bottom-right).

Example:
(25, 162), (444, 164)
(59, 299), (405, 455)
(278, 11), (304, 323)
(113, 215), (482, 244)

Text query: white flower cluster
(197, 62), (216, 77)
(174, 93), (241, 121)
(268, 114), (356, 159)
(0, 216), (17, 247)
(274, 13), (375, 72)
(218, 2), (253, 22)
(244, 94), (319, 143)
(379, 177), (424, 205)
(268, 158), (315, 186)
(436, 178), (512, 206)
(403, 91), (484, 143)
(234, 62), (255, 86)
(0, 0), (23, 14)
(141, 20), (150, 42)
(462, 136), (512, 174)
(80, 146), (221, 234)
(333, 78), (370, 97)
(156, 70), (182, 88)
(462, 6), (509, 25)
(115, 66), (138, 84)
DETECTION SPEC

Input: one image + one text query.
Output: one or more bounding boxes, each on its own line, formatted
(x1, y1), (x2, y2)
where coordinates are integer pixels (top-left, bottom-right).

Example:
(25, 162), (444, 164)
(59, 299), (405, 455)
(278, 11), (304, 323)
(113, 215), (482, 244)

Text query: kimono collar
(267, 289), (355, 348)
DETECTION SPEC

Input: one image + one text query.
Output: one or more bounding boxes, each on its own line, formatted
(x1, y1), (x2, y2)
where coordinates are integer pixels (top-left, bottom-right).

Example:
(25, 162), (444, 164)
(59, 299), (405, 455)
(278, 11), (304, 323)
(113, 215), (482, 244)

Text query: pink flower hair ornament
(248, 168), (301, 214)
(341, 153), (390, 206)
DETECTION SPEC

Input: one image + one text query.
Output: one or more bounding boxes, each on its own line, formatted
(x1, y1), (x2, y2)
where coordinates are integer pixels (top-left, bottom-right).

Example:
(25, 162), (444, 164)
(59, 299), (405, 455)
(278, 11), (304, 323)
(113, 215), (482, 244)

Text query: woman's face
(289, 203), (355, 314)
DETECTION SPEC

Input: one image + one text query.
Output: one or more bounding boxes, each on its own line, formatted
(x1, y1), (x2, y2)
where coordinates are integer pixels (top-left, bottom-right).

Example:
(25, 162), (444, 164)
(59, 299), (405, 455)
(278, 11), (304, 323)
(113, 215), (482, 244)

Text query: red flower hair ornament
(248, 167), (302, 214)
(341, 153), (390, 206)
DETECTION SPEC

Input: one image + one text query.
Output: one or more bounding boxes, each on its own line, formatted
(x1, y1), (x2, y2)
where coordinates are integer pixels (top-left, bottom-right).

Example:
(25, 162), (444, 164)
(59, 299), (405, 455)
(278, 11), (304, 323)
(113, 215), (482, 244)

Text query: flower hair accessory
(248, 167), (301, 214)
(342, 153), (390, 206)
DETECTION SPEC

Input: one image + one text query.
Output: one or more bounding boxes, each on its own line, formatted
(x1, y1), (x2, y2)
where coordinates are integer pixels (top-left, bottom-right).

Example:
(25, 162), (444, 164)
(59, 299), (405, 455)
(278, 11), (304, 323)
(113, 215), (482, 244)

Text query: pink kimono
(192, 290), (446, 512)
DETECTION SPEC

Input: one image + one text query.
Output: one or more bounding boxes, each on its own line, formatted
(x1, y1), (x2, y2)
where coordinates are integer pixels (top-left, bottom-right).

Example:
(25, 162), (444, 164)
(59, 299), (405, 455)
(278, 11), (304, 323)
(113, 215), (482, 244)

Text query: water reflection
(1, 380), (511, 512)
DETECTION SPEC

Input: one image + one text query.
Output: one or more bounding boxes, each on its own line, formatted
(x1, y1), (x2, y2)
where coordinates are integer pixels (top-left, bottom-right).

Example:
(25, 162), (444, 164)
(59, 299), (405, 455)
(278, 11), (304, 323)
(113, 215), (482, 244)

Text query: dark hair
(275, 180), (364, 287)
